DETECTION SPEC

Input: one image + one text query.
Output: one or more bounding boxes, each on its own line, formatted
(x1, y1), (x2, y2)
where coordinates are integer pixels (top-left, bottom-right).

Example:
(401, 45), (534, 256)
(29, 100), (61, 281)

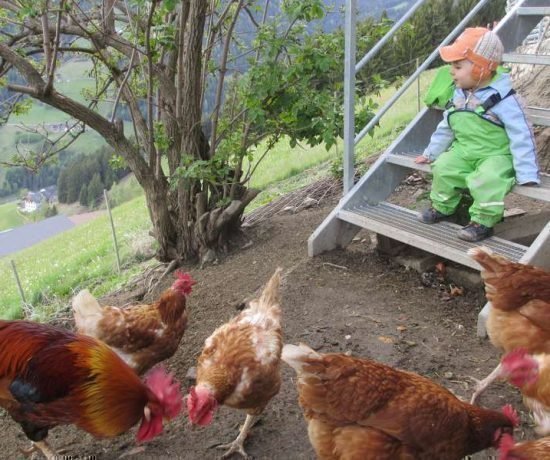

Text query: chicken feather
(73, 271), (194, 374)
(187, 268), (283, 459)
(283, 343), (517, 460)
(468, 247), (550, 403)
(0, 320), (182, 459)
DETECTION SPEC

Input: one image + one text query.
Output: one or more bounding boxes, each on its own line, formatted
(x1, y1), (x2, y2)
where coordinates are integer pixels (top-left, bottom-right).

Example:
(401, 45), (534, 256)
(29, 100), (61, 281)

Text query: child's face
(450, 60), (476, 89)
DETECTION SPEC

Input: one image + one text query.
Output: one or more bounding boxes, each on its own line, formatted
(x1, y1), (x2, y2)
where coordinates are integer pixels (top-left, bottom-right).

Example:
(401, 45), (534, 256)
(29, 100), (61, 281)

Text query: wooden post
(10, 259), (26, 305)
(416, 57), (421, 112)
(104, 189), (121, 273)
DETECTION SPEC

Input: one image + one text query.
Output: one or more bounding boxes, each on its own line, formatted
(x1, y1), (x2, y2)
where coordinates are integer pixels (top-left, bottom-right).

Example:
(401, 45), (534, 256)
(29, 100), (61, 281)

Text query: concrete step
(338, 201), (527, 269)
(503, 53), (550, 66)
(385, 152), (550, 202)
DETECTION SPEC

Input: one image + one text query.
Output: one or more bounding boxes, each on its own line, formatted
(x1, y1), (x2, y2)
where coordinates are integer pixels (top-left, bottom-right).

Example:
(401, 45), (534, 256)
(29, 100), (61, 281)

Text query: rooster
(498, 433), (550, 460)
(187, 268), (283, 459)
(468, 247), (550, 403)
(0, 320), (183, 460)
(495, 348), (550, 435)
(73, 271), (195, 374)
(283, 343), (518, 460)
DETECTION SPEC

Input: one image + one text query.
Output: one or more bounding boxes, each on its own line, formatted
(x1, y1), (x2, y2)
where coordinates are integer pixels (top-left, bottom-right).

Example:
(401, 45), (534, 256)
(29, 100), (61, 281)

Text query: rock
(301, 196), (318, 209)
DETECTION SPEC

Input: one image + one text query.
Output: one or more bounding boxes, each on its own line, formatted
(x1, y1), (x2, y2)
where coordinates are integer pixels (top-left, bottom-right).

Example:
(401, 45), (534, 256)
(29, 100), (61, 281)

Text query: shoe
(457, 222), (494, 242)
(418, 207), (450, 224)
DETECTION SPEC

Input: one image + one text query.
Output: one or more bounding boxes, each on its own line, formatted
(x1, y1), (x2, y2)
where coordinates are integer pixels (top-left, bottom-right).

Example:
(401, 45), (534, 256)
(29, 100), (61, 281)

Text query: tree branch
(145, 1), (159, 176)
(46, 0), (65, 91)
(210, 0), (244, 158)
(41, 2), (52, 82)
(0, 43), (47, 92)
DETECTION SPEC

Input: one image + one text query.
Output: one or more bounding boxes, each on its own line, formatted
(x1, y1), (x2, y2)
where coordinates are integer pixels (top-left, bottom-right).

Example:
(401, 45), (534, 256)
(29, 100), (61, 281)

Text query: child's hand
(415, 155), (430, 164)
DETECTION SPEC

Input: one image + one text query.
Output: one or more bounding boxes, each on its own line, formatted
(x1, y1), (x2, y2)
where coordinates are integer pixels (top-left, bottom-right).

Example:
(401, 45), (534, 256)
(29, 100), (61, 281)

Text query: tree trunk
(143, 178), (178, 262)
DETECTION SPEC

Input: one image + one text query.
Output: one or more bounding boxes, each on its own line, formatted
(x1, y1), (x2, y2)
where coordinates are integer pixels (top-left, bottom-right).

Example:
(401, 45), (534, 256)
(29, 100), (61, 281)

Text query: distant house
(19, 186), (57, 213)
(20, 192), (42, 213)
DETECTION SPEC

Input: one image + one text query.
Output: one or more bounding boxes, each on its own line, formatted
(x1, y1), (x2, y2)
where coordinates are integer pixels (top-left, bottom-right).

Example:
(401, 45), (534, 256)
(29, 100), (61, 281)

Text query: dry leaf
(378, 336), (395, 344)
(449, 285), (464, 297)
(119, 447), (147, 459)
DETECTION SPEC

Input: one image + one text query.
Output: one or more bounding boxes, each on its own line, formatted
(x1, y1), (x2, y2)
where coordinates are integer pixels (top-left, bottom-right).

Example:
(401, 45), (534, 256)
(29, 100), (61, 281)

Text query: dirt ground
(0, 196), (539, 460)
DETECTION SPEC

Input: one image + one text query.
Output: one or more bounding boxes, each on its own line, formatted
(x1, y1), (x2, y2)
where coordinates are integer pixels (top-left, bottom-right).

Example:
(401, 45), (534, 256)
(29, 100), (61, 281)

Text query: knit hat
(439, 27), (503, 73)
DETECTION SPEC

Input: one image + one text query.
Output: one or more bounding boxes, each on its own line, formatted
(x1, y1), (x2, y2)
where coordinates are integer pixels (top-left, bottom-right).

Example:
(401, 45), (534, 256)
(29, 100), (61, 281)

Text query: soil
(0, 197), (537, 460)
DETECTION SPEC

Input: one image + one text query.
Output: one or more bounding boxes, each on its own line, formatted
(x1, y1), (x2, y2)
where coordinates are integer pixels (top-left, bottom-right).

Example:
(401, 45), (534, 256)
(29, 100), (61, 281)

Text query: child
(415, 27), (539, 242)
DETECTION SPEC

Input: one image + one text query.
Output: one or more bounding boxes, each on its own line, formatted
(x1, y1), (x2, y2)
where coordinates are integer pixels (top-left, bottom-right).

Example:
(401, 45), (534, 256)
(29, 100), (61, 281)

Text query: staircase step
(386, 152), (550, 202)
(503, 53), (550, 66)
(338, 202), (527, 269)
(517, 6), (550, 15)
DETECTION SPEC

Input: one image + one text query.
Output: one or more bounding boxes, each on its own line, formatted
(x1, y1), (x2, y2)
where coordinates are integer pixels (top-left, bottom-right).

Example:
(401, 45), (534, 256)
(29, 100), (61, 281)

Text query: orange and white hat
(439, 27), (503, 73)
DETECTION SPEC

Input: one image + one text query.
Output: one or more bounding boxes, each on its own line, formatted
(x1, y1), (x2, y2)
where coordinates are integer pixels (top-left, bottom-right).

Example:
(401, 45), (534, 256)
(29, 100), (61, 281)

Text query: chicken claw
(469, 363), (502, 404)
(216, 414), (258, 459)
(217, 440), (251, 460)
(19, 441), (59, 460)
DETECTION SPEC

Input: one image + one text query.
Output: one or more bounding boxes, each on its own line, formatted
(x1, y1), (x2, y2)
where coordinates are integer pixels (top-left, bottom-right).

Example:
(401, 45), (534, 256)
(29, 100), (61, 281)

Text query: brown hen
(283, 343), (518, 460)
(468, 247), (550, 403)
(73, 271), (195, 374)
(187, 268), (283, 459)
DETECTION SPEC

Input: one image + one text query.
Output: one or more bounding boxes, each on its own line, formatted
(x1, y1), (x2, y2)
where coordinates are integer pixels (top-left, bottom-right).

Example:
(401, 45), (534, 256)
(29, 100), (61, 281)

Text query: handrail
(353, 0), (493, 146)
(355, 0), (428, 74)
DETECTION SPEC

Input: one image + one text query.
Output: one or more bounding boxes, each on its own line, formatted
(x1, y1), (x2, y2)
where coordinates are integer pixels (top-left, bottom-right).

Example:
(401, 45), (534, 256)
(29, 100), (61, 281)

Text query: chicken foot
(217, 414), (259, 459)
(469, 363), (502, 404)
(19, 440), (59, 460)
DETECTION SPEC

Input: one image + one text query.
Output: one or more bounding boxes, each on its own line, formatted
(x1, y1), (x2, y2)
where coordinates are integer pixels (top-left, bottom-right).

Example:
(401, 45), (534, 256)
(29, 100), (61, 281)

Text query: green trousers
(430, 150), (515, 227)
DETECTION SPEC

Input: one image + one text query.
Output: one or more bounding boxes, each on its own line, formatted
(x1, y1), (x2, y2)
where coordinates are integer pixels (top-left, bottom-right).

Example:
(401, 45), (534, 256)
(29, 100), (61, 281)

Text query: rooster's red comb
(172, 271), (196, 295)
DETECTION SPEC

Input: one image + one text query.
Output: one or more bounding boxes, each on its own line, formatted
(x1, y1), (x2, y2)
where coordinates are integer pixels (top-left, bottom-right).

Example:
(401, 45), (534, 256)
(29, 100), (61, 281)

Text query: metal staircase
(309, 0), (550, 336)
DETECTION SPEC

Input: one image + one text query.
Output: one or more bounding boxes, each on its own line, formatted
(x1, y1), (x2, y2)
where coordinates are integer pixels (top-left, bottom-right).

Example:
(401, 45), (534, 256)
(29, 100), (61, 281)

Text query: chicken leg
(217, 414), (259, 459)
(470, 363), (502, 404)
(20, 440), (58, 460)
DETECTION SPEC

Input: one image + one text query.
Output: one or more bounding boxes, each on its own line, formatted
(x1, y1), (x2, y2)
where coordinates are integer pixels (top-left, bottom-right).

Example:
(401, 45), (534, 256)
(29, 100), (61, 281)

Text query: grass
(0, 201), (25, 231)
(354, 69), (437, 161)
(247, 139), (340, 190)
(0, 195), (154, 320)
(0, 68), (438, 319)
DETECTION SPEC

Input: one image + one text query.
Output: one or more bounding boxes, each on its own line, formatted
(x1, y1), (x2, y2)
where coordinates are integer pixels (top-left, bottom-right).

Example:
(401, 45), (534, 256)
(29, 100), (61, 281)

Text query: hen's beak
(144, 406), (151, 422)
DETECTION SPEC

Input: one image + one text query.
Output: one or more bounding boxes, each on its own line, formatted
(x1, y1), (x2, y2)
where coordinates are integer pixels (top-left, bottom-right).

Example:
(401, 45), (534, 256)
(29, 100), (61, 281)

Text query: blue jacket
(423, 72), (540, 184)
